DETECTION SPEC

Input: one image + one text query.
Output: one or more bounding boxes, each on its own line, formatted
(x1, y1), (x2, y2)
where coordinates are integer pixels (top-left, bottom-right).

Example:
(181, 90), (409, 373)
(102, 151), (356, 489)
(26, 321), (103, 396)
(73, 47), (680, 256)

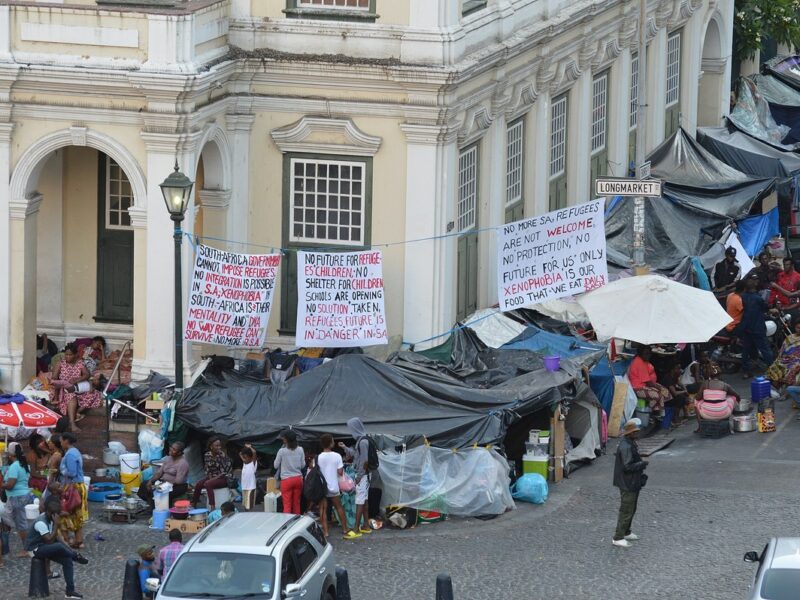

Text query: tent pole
(633, 0), (648, 272)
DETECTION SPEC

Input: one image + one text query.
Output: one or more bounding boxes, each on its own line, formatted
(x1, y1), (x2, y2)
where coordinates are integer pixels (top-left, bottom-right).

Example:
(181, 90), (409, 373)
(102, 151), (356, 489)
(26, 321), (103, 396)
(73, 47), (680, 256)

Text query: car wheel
(322, 589), (335, 600)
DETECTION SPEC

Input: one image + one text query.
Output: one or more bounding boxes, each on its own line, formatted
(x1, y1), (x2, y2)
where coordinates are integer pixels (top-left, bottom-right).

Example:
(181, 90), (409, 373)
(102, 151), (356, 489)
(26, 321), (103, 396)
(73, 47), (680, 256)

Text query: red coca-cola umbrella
(0, 394), (61, 429)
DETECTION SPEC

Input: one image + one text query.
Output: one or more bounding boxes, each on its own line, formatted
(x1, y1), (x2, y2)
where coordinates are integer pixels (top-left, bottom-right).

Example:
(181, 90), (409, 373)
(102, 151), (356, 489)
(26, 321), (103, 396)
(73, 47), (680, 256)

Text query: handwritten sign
(185, 245), (280, 347)
(296, 250), (388, 347)
(497, 200), (608, 310)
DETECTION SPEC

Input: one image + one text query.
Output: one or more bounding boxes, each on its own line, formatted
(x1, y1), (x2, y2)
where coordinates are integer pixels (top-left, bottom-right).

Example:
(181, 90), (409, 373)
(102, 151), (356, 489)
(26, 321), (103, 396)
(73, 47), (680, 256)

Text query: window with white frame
(105, 157), (133, 229)
(458, 145), (478, 232)
(630, 53), (639, 130)
(591, 72), (608, 155)
(506, 119), (524, 207)
(289, 157), (366, 245)
(666, 32), (681, 107)
(298, 0), (369, 9)
(550, 95), (568, 179)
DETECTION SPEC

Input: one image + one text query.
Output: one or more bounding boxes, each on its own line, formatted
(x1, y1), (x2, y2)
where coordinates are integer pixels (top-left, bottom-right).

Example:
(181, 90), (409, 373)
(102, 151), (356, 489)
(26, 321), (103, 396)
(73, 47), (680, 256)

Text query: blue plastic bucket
(152, 510), (169, 530)
(543, 356), (561, 372)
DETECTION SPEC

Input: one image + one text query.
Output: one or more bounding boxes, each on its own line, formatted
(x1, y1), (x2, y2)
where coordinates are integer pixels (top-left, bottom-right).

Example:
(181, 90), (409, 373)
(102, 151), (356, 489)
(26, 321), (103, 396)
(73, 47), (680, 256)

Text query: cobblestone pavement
(2, 378), (798, 599)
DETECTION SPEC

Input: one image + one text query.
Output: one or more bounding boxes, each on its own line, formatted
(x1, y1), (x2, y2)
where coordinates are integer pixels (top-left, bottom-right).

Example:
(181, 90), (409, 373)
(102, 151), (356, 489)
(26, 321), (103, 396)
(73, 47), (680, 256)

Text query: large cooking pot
(735, 398), (752, 413)
(732, 414), (756, 432)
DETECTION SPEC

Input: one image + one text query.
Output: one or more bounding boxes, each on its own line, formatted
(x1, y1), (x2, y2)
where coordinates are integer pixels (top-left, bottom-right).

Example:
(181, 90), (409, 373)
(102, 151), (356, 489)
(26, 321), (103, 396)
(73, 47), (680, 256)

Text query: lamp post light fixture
(159, 161), (194, 391)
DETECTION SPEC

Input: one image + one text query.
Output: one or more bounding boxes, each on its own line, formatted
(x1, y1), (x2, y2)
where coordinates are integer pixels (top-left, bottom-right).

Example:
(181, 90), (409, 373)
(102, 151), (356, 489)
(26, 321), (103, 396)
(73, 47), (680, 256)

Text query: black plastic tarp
(604, 129), (776, 271)
(697, 122), (799, 226)
(177, 335), (582, 449)
(764, 56), (800, 93)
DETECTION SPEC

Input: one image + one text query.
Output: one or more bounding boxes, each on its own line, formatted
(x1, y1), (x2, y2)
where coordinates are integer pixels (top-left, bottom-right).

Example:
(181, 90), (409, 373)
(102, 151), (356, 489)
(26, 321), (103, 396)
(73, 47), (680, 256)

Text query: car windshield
(161, 552), (276, 599)
(761, 568), (800, 600)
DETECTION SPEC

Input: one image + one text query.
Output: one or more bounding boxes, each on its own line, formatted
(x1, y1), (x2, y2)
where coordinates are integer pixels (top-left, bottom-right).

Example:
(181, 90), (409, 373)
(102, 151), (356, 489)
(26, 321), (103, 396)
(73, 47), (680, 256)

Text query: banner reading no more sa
(498, 200), (608, 311)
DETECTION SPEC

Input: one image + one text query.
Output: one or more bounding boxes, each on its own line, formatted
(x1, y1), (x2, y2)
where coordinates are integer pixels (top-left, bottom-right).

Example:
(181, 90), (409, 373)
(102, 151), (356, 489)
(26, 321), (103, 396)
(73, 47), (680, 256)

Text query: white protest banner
(185, 244), (280, 347)
(296, 250), (388, 347)
(497, 199), (608, 311)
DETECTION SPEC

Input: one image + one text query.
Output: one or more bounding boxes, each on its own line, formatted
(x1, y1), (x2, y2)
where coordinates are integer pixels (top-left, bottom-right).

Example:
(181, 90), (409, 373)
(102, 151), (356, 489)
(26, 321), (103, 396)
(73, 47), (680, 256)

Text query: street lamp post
(160, 161), (194, 391)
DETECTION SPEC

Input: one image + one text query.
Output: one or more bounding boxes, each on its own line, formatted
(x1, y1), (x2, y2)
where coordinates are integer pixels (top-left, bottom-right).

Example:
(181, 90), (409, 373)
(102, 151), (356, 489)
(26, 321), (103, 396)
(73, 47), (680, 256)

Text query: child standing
(317, 434), (360, 540)
(239, 445), (257, 511)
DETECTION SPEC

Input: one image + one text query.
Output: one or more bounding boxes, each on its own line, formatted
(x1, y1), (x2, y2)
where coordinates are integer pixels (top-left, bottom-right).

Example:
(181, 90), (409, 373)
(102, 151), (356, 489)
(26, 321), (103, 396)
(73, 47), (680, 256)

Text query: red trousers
(280, 476), (303, 515)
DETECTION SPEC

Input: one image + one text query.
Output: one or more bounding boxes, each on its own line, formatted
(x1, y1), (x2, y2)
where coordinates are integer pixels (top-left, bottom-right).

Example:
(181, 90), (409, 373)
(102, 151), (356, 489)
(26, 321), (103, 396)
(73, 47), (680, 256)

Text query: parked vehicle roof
(187, 513), (307, 553)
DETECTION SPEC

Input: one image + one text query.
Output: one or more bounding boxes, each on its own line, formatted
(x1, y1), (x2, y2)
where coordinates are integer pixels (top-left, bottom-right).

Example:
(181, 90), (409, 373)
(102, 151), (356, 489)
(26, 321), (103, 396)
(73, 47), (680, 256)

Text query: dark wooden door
(96, 154), (134, 323)
(457, 231), (479, 321)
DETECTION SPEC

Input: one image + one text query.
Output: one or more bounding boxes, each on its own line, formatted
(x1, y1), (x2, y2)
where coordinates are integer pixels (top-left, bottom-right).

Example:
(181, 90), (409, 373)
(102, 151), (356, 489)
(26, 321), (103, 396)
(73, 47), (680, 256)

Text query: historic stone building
(0, 0), (733, 390)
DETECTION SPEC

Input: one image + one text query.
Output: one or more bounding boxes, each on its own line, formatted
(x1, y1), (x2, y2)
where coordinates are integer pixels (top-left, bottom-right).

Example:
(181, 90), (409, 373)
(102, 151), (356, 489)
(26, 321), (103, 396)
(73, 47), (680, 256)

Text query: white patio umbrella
(577, 274), (733, 344)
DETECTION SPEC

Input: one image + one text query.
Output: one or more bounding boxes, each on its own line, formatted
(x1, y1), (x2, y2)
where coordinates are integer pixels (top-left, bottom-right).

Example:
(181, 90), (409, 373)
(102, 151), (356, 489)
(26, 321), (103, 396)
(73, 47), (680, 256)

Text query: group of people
(273, 418), (377, 540)
(0, 428), (89, 598)
(136, 529), (185, 598)
(628, 346), (741, 431)
(47, 339), (107, 432)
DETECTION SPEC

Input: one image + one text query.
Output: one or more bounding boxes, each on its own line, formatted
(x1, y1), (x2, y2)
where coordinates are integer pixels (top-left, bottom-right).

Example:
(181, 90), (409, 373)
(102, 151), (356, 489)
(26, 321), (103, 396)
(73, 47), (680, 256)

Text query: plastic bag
(338, 473), (354, 493)
(138, 429), (164, 463)
(510, 474), (548, 504)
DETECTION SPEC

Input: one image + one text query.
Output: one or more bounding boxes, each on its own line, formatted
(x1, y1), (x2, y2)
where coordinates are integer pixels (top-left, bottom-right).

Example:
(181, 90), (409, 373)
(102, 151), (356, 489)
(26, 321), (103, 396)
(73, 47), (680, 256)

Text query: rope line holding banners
(400, 309), (505, 348)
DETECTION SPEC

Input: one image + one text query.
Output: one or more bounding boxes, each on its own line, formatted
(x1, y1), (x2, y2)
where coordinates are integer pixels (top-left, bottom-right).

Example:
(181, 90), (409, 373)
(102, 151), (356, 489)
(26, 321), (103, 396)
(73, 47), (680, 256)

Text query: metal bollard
(335, 566), (351, 600)
(436, 573), (454, 600)
(122, 558), (143, 600)
(28, 557), (50, 598)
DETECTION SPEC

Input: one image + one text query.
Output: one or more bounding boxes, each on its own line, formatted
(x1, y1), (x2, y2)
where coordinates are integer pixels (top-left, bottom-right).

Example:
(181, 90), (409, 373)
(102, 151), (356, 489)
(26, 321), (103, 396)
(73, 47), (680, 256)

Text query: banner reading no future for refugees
(497, 200), (608, 311)
(296, 250), (388, 347)
(185, 244), (280, 347)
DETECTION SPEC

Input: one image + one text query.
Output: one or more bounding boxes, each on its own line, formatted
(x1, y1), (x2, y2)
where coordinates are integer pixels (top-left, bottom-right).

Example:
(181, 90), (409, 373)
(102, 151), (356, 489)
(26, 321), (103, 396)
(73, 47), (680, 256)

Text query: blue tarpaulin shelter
(737, 209), (780, 257)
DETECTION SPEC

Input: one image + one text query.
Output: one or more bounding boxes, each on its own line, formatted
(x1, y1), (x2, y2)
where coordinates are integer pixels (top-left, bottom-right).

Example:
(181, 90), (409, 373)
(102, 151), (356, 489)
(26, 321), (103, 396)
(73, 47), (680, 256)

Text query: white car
(152, 512), (338, 600)
(744, 538), (800, 600)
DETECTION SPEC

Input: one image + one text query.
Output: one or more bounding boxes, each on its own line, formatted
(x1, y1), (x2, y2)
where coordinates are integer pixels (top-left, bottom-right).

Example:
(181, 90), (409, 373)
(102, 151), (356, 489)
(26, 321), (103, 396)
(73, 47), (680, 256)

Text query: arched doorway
(194, 130), (232, 242)
(697, 16), (726, 127)
(7, 129), (146, 387)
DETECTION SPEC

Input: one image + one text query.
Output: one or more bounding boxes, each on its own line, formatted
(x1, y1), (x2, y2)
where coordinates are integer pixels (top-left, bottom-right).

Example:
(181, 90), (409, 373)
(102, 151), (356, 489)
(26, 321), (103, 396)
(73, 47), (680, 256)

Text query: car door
(283, 535), (321, 599)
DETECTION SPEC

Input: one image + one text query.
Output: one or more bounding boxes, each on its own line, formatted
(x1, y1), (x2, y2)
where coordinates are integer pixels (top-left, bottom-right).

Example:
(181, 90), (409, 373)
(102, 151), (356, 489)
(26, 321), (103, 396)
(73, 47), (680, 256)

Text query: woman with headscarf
(274, 431), (305, 515)
(766, 319), (800, 390)
(59, 432), (88, 550)
(2, 441), (33, 557)
(138, 442), (190, 509)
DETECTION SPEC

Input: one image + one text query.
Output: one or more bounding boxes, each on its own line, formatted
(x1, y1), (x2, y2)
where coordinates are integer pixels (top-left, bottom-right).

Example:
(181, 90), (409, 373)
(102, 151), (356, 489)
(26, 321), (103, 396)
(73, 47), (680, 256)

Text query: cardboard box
(266, 477), (278, 493)
(164, 518), (206, 534)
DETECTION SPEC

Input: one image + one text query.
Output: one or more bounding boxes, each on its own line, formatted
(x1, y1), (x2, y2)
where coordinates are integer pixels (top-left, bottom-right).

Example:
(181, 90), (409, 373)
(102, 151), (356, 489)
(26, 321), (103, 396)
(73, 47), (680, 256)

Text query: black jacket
(613, 437), (647, 492)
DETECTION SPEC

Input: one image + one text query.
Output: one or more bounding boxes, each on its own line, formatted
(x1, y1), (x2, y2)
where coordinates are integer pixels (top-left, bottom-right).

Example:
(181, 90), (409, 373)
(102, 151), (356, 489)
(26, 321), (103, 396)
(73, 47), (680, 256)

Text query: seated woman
(80, 336), (107, 374)
(191, 437), (232, 511)
(766, 319), (800, 393)
(138, 442), (190, 509)
(628, 346), (672, 413)
(661, 363), (689, 426)
(695, 365), (740, 430)
(50, 343), (102, 432)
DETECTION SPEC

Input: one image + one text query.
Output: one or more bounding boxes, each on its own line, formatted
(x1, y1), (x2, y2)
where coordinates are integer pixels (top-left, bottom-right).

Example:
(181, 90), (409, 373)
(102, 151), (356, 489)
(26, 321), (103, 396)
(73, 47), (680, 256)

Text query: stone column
(646, 27), (667, 151)
(225, 113), (254, 246)
(399, 124), (458, 349)
(133, 133), (198, 382)
(481, 114), (506, 307)
(0, 122), (17, 391)
(529, 90), (550, 216)
(567, 71), (591, 205)
(608, 49), (632, 177)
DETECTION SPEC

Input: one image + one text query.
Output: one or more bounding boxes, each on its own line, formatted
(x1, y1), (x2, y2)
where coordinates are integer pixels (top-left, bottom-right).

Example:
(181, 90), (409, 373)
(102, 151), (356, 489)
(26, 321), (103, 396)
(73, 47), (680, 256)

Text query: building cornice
(9, 193), (42, 221)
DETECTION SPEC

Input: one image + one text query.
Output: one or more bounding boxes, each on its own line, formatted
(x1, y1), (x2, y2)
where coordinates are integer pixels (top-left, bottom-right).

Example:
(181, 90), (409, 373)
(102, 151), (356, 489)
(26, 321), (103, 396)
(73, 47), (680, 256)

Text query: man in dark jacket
(612, 419), (648, 548)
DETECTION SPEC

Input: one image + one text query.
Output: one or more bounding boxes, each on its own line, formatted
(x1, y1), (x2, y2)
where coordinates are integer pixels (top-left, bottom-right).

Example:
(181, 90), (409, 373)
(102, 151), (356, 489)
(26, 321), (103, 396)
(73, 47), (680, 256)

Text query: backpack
(359, 436), (380, 472)
(303, 465), (327, 503)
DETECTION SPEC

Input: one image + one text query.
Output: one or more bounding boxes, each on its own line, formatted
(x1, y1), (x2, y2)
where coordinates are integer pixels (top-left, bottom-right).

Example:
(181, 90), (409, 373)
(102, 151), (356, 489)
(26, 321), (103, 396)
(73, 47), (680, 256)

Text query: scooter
(708, 314), (787, 373)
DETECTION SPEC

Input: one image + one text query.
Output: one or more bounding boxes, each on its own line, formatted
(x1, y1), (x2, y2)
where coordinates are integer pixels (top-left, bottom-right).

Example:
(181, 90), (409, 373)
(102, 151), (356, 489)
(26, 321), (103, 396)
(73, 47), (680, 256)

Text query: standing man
(713, 247), (740, 303)
(340, 418), (374, 535)
(26, 497), (89, 599)
(740, 277), (777, 378)
(725, 280), (746, 333)
(770, 257), (800, 312)
(612, 419), (648, 548)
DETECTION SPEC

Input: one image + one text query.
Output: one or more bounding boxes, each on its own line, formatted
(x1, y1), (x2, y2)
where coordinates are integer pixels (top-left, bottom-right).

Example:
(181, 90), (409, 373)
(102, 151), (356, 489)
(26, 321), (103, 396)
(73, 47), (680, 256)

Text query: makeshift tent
(764, 55), (800, 94)
(459, 308), (526, 348)
(745, 75), (800, 145)
(605, 128), (776, 271)
(730, 78), (800, 150)
(737, 211), (780, 257)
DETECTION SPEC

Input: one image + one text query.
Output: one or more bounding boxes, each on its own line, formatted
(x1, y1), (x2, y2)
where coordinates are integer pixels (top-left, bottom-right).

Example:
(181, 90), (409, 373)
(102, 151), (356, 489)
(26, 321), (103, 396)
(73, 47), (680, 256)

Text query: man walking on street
(612, 419), (648, 548)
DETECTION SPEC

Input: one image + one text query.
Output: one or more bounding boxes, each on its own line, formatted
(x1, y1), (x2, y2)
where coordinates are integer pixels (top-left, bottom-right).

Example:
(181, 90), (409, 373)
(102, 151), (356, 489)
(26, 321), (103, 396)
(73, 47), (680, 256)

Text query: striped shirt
(156, 542), (184, 576)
